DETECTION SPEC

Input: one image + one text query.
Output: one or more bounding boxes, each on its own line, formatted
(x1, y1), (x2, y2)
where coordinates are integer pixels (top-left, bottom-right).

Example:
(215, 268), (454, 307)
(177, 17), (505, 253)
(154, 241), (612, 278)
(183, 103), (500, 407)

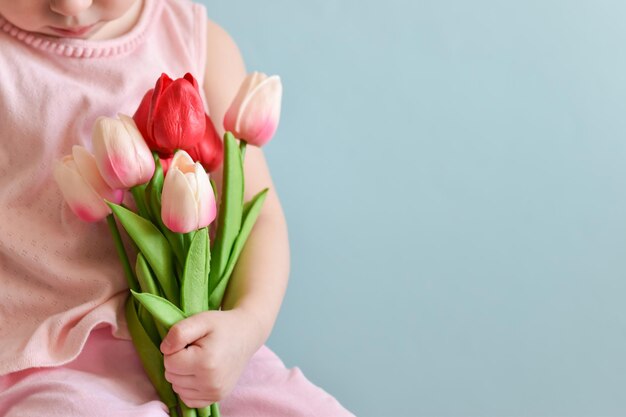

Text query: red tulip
(133, 73), (206, 157)
(185, 114), (223, 172)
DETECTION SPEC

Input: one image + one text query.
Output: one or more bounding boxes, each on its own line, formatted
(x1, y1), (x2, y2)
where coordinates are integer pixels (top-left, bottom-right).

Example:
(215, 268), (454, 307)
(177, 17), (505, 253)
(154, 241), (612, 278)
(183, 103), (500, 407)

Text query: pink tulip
(92, 114), (155, 189)
(53, 146), (124, 222)
(161, 150), (217, 233)
(223, 72), (282, 147)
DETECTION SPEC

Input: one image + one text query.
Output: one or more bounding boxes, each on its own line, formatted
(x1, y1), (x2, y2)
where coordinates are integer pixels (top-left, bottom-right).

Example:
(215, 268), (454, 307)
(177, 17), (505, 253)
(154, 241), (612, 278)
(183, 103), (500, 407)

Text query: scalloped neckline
(0, 0), (161, 59)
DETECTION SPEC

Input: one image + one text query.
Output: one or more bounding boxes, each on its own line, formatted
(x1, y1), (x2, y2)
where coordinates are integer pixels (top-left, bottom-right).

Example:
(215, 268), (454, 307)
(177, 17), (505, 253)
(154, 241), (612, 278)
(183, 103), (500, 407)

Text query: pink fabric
(0, 327), (355, 417)
(0, 0), (207, 375)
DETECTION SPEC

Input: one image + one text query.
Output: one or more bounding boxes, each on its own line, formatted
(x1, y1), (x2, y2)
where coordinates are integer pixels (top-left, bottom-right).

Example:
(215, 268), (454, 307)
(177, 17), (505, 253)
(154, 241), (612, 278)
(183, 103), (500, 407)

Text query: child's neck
(90, 0), (144, 41)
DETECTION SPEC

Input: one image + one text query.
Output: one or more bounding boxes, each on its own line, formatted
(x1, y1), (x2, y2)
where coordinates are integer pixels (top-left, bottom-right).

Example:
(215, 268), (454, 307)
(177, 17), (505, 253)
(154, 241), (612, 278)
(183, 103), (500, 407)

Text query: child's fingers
(164, 370), (199, 389)
(160, 311), (217, 354)
(175, 387), (211, 405)
(163, 344), (203, 374)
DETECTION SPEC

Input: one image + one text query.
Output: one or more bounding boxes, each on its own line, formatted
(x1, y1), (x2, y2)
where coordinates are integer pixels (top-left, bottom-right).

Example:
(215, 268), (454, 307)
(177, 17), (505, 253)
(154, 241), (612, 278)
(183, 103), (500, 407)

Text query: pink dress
(0, 0), (354, 415)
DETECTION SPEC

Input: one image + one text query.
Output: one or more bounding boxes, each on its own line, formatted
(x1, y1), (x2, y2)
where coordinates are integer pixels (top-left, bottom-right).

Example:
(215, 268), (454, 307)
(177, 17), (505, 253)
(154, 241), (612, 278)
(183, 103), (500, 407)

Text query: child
(0, 0), (354, 416)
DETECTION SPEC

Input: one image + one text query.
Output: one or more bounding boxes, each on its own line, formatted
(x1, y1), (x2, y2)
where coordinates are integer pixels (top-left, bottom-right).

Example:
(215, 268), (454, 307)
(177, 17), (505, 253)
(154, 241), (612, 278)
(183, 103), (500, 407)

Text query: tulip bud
(223, 72), (282, 147)
(185, 114), (223, 172)
(133, 73), (206, 157)
(161, 150), (217, 233)
(53, 146), (124, 222)
(92, 114), (155, 189)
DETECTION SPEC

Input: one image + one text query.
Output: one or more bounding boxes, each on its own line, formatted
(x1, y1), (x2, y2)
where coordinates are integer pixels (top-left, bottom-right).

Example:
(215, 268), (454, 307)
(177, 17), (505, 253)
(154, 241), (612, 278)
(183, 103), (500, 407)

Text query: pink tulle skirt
(0, 327), (354, 417)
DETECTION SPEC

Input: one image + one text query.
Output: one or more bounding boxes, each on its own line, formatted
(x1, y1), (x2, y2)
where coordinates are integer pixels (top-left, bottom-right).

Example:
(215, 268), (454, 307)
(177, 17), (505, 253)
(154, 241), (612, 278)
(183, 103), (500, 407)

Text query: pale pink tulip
(223, 72), (282, 146)
(161, 150), (216, 233)
(53, 146), (124, 222)
(92, 114), (155, 189)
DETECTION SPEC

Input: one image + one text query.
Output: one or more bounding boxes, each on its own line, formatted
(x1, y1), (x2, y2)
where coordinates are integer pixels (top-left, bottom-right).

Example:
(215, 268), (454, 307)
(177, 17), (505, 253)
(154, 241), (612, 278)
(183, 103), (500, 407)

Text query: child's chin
(45, 23), (103, 39)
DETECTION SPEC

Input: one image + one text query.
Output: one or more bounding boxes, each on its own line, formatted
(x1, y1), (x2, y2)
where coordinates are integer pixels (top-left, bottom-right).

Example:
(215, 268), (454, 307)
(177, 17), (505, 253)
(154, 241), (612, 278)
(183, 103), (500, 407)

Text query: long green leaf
(181, 227), (210, 315)
(209, 188), (268, 310)
(131, 290), (187, 330)
(137, 303), (162, 346)
(108, 203), (179, 305)
(136, 253), (162, 296)
(135, 254), (165, 343)
(125, 296), (177, 409)
(209, 133), (244, 295)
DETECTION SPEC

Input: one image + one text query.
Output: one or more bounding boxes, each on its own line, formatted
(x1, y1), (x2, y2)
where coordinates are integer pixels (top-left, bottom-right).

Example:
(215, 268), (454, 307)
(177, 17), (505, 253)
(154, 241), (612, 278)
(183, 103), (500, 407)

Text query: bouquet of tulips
(53, 72), (282, 417)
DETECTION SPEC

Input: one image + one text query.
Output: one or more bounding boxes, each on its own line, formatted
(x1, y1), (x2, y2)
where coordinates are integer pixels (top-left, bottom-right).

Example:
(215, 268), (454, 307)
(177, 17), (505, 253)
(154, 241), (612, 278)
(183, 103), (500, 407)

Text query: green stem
(179, 395), (198, 417)
(210, 403), (220, 417)
(170, 406), (181, 417)
(239, 140), (247, 160)
(106, 214), (139, 292)
(131, 185), (151, 219)
(198, 406), (211, 417)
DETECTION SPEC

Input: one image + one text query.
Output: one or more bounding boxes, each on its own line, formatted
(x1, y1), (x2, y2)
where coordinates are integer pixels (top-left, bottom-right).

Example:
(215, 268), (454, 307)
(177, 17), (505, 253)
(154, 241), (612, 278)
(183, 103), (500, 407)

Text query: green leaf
(181, 227), (210, 315)
(209, 188), (268, 310)
(209, 133), (244, 295)
(137, 303), (162, 346)
(108, 203), (179, 306)
(132, 290), (187, 330)
(136, 253), (162, 296)
(125, 296), (177, 409)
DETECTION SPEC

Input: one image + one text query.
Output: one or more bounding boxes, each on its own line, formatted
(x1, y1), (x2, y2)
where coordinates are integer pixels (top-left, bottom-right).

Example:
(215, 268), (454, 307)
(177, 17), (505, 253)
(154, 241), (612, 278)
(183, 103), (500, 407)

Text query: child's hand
(160, 308), (264, 408)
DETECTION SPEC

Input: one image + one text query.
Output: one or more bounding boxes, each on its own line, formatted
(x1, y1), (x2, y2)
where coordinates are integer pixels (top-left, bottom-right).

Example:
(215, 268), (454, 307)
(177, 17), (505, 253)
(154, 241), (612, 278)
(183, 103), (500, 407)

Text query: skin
(0, 0), (143, 40)
(0, 0), (290, 409)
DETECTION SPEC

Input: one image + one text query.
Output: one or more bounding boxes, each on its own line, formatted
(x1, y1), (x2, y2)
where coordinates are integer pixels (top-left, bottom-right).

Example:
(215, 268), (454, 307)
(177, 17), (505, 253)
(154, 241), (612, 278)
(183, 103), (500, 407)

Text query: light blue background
(200, 1), (626, 416)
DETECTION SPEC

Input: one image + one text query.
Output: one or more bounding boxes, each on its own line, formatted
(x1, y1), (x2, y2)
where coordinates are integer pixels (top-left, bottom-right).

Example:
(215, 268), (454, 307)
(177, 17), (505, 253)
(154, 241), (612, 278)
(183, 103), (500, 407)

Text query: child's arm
(203, 20), (290, 347)
(159, 19), (290, 408)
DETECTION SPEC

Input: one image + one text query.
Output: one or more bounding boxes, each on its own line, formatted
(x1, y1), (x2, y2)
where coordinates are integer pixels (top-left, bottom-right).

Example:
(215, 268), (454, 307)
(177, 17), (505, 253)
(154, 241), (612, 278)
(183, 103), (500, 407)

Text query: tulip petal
(186, 114), (223, 172)
(161, 168), (199, 233)
(152, 78), (206, 150)
(92, 117), (134, 189)
(120, 114), (155, 184)
(71, 146), (123, 204)
(223, 72), (265, 133)
(53, 158), (111, 222)
(194, 163), (217, 228)
(169, 150), (196, 173)
(236, 76), (282, 145)
(92, 115), (154, 190)
(133, 89), (154, 142)
(183, 72), (200, 91)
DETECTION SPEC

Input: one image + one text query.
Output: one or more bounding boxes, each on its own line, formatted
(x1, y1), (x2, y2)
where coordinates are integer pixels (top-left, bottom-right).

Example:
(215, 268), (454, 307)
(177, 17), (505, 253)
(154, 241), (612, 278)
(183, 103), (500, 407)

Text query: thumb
(160, 311), (214, 355)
